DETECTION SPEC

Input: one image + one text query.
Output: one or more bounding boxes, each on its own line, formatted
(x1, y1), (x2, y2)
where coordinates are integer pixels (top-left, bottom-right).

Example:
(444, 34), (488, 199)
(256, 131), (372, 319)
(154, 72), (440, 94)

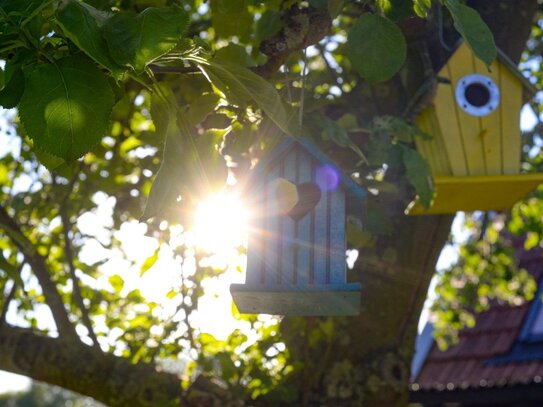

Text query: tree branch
(255, 5), (332, 78)
(0, 280), (17, 326)
(0, 324), (239, 407)
(0, 205), (77, 339)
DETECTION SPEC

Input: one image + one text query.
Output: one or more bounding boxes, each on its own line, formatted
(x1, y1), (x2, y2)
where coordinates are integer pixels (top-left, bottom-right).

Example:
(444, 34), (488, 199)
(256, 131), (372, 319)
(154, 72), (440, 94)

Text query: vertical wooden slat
(433, 68), (469, 176)
(329, 189), (346, 284)
(296, 150), (312, 286)
(281, 148), (297, 285)
(313, 163), (328, 285)
(264, 165), (281, 285)
(246, 179), (265, 285)
(499, 65), (523, 174)
(473, 57), (503, 175)
(446, 44), (486, 175)
(415, 105), (453, 176)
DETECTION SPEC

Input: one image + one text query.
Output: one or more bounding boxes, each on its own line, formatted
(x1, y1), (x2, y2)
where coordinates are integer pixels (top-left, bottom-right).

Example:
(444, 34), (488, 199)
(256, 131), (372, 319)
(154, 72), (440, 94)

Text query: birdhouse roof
(443, 41), (536, 99)
(251, 137), (366, 199)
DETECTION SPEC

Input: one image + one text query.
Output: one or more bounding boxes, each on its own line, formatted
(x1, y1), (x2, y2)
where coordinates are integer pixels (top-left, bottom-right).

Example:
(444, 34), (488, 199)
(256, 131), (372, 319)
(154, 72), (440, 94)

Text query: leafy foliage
(0, 0), (532, 405)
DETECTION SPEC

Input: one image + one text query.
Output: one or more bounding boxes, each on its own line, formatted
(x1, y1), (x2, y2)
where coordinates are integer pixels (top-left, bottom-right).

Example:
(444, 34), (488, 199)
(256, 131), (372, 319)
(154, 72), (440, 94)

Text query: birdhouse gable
(249, 137), (366, 200)
(438, 42), (535, 100)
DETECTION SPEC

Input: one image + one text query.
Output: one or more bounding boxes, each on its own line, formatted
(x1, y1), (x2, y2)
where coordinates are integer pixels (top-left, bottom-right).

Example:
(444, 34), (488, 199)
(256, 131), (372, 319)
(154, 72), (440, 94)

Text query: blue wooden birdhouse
(230, 138), (366, 316)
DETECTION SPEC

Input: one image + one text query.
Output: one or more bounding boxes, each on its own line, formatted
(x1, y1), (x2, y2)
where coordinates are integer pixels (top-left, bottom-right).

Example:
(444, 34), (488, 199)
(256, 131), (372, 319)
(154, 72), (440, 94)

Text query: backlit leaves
(200, 59), (299, 136)
(104, 6), (189, 73)
(19, 55), (114, 161)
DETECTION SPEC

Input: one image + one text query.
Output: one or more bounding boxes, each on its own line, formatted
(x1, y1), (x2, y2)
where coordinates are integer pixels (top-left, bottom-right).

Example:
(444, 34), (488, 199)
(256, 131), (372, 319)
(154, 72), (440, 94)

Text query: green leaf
(398, 144), (434, 208)
(444, 0), (497, 67)
(33, 148), (74, 179)
(141, 88), (183, 221)
(56, 0), (124, 76)
(211, 0), (252, 38)
(184, 93), (220, 127)
(140, 247), (159, 276)
(104, 6), (189, 73)
(215, 44), (255, 67)
(318, 115), (367, 164)
(199, 59), (299, 136)
(0, 0), (42, 19)
(0, 60), (24, 108)
(19, 55), (115, 161)
(413, 0), (432, 17)
(256, 10), (282, 43)
(347, 13), (406, 83)
(108, 274), (124, 293)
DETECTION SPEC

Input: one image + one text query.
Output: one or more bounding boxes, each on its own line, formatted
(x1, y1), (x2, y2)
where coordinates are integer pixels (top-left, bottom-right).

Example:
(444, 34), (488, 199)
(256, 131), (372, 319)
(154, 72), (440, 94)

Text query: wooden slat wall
(500, 65), (522, 174)
(473, 56), (503, 175)
(313, 164), (328, 285)
(296, 151), (312, 285)
(280, 148), (298, 285)
(415, 105), (453, 176)
(329, 189), (346, 284)
(246, 182), (265, 285)
(433, 75), (469, 176)
(263, 164), (282, 284)
(446, 44), (486, 175)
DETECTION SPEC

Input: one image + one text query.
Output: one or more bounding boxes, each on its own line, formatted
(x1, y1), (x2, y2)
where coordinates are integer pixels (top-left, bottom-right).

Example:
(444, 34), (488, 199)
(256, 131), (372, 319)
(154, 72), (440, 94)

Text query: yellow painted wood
(407, 173), (543, 215)
(432, 75), (469, 176)
(499, 64), (523, 174)
(446, 43), (486, 175)
(415, 105), (452, 176)
(473, 56), (503, 175)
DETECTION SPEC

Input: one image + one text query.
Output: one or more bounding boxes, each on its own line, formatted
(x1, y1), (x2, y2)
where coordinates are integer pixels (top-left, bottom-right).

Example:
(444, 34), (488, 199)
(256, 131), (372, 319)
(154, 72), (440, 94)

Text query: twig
(0, 279), (17, 326)
(56, 175), (101, 350)
(149, 65), (200, 75)
(0, 205), (77, 338)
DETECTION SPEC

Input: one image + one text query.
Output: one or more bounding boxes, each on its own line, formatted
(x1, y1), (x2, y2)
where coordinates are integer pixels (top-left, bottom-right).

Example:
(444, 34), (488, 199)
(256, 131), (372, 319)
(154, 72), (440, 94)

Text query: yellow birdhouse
(409, 42), (542, 215)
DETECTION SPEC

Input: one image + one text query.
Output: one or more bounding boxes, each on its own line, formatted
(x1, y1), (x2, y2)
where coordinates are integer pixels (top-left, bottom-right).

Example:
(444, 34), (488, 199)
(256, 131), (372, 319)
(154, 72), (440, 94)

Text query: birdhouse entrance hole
(455, 73), (500, 117)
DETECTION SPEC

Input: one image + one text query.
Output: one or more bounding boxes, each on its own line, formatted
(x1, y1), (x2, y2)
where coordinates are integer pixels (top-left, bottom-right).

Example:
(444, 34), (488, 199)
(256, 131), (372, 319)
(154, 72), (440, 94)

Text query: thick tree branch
(0, 206), (77, 339)
(0, 324), (238, 407)
(255, 5), (332, 78)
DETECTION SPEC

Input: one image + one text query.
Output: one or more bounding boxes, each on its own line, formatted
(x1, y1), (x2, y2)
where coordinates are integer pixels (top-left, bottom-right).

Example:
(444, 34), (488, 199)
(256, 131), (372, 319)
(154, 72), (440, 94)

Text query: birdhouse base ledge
(230, 283), (361, 316)
(407, 174), (543, 215)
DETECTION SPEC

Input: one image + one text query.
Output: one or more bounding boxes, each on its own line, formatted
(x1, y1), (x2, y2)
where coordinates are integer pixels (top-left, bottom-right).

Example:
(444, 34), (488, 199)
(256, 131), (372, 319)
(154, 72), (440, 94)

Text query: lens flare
(193, 192), (249, 253)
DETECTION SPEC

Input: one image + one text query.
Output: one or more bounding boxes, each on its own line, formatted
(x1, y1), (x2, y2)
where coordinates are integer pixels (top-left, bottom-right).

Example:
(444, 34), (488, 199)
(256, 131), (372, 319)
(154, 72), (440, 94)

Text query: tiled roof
(412, 252), (543, 392)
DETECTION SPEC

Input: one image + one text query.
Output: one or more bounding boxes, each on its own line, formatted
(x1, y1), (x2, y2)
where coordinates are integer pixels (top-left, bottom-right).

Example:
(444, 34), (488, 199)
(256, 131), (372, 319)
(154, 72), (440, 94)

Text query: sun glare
(193, 192), (249, 253)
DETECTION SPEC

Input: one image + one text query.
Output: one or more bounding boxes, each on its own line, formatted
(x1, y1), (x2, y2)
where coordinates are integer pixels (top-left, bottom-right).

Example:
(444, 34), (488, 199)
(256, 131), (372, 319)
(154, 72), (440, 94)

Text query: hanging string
(299, 47), (308, 129)
(437, 3), (453, 52)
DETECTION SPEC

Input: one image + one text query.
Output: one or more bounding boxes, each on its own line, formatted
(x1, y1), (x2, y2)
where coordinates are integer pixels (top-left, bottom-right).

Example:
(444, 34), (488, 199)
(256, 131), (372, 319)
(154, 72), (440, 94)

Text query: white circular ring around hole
(455, 73), (500, 117)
